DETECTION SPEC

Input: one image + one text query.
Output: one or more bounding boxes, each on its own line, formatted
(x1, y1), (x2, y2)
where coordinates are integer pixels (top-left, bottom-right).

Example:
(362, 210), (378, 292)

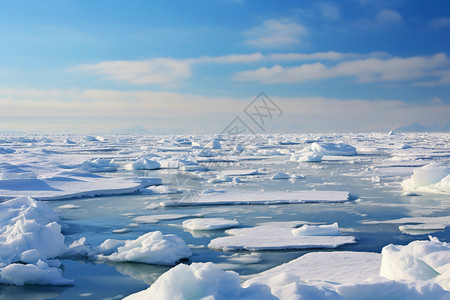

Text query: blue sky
(1, 0), (450, 133)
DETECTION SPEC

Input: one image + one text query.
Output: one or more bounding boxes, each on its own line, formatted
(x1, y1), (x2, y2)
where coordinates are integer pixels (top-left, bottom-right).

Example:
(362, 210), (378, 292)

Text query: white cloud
(317, 3), (341, 21)
(71, 58), (191, 85)
(429, 17), (450, 30)
(243, 19), (308, 48)
(233, 53), (450, 84)
(376, 9), (404, 26)
(0, 88), (448, 134)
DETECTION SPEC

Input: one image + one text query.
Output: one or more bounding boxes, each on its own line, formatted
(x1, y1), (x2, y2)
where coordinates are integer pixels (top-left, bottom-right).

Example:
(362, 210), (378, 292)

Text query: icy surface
(123, 262), (276, 300)
(98, 231), (192, 266)
(161, 190), (352, 207)
(208, 223), (356, 251)
(402, 164), (450, 194)
(182, 218), (239, 231)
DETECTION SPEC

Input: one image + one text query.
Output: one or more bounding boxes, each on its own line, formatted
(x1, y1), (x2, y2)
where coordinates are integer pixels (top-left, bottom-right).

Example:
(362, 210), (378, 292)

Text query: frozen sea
(0, 132), (449, 299)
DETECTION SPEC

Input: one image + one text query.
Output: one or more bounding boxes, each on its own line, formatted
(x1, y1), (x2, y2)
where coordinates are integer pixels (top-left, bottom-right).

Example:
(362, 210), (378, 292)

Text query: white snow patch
(182, 218), (239, 231)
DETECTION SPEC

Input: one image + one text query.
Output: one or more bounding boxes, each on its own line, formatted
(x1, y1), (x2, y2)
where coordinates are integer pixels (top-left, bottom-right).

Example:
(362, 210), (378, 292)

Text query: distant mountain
(394, 123), (450, 132)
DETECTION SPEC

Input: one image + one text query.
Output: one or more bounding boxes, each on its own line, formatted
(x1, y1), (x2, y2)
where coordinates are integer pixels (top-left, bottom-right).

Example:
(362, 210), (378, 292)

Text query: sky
(1, 0), (450, 134)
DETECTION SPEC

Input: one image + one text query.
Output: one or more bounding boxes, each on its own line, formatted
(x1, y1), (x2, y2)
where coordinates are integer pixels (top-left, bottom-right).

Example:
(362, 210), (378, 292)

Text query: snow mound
(208, 223), (355, 251)
(126, 158), (161, 170)
(98, 231), (191, 265)
(298, 152), (323, 162)
(305, 142), (357, 156)
(123, 262), (276, 300)
(0, 196), (72, 285)
(80, 158), (118, 172)
(380, 236), (450, 290)
(0, 147), (15, 154)
(271, 173), (290, 180)
(205, 138), (222, 149)
(182, 218), (239, 231)
(401, 164), (450, 194)
(292, 223), (340, 236)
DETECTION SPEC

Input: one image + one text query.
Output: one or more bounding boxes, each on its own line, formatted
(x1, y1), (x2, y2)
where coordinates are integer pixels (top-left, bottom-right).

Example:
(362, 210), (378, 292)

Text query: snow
(271, 173), (290, 180)
(402, 164), (450, 194)
(123, 262), (276, 300)
(80, 158), (118, 172)
(380, 236), (450, 290)
(292, 223), (340, 236)
(182, 218), (239, 231)
(98, 231), (192, 266)
(160, 190), (353, 207)
(304, 142), (357, 156)
(126, 158), (161, 170)
(298, 152), (323, 162)
(0, 196), (72, 285)
(208, 223), (356, 251)
(205, 138), (222, 149)
(0, 169), (161, 200)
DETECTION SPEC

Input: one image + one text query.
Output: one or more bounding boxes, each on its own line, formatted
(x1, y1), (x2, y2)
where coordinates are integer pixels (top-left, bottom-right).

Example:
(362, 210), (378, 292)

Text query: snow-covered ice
(160, 190), (353, 207)
(208, 223), (356, 251)
(402, 164), (450, 194)
(98, 231), (192, 266)
(123, 262), (276, 300)
(182, 218), (239, 231)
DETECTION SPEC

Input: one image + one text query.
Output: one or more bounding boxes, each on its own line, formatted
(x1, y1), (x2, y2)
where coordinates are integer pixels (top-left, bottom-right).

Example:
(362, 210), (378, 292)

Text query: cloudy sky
(1, 0), (450, 133)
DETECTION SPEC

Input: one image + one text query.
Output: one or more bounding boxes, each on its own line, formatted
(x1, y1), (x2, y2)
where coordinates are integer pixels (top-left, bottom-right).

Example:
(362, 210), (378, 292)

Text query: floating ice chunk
(298, 152), (323, 162)
(290, 174), (305, 180)
(196, 149), (214, 157)
(63, 138), (76, 144)
(161, 190), (353, 207)
(126, 158), (160, 170)
(57, 204), (80, 209)
(380, 236), (450, 288)
(205, 138), (221, 149)
(0, 196), (66, 265)
(208, 175), (233, 184)
(0, 260), (73, 286)
(292, 223), (340, 236)
(305, 142), (357, 156)
(123, 262), (276, 300)
(208, 223), (355, 251)
(388, 130), (396, 135)
(244, 251), (381, 297)
(271, 173), (290, 180)
(98, 231), (192, 266)
(0, 170), (160, 200)
(182, 218), (239, 231)
(226, 253), (262, 264)
(81, 158), (118, 172)
(401, 164), (450, 194)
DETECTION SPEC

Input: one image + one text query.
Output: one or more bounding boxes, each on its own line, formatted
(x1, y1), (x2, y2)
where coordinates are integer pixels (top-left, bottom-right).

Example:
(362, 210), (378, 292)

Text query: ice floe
(160, 190), (354, 207)
(304, 142), (357, 156)
(98, 231), (192, 266)
(182, 218), (239, 231)
(208, 223), (355, 251)
(0, 169), (160, 200)
(0, 196), (72, 285)
(123, 262), (276, 300)
(402, 164), (450, 194)
(126, 158), (161, 170)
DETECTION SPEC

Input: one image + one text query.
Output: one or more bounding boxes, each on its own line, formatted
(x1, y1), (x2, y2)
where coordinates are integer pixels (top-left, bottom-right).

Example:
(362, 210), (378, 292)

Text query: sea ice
(182, 218), (239, 231)
(208, 223), (355, 251)
(123, 262), (276, 300)
(160, 190), (353, 207)
(98, 231), (192, 266)
(304, 142), (357, 156)
(126, 158), (161, 170)
(133, 213), (202, 224)
(80, 158), (118, 172)
(402, 164), (450, 194)
(291, 223), (340, 236)
(0, 169), (161, 200)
